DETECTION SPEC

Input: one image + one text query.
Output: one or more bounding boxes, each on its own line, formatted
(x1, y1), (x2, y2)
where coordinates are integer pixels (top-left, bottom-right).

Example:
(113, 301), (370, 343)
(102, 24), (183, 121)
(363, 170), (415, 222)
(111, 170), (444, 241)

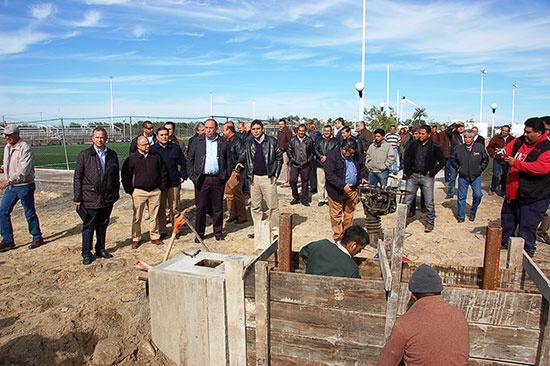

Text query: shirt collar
(255, 134), (265, 144)
(335, 241), (351, 257)
(297, 135), (304, 142)
(94, 146), (107, 154)
(206, 135), (219, 142)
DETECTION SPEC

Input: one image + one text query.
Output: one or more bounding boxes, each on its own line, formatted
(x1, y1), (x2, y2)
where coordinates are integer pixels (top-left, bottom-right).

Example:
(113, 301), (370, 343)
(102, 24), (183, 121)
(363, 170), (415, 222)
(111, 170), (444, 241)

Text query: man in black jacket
(237, 120), (283, 239)
(74, 128), (120, 265)
(287, 124), (314, 206)
(150, 127), (188, 238)
(129, 120), (158, 153)
(315, 125), (339, 206)
(223, 123), (247, 224)
(187, 119), (230, 241)
(444, 121), (465, 198)
(403, 125), (445, 232)
(122, 136), (168, 249)
(450, 129), (489, 223)
(340, 126), (364, 159)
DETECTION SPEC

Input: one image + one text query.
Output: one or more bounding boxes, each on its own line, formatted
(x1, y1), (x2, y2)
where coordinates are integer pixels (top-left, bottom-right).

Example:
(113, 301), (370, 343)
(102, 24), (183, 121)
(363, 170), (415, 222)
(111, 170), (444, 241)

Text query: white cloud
(30, 3), (55, 20)
(73, 10), (101, 27)
(264, 49), (316, 62)
(0, 28), (50, 54)
(0, 86), (94, 95)
(84, 0), (128, 4)
(132, 24), (147, 38)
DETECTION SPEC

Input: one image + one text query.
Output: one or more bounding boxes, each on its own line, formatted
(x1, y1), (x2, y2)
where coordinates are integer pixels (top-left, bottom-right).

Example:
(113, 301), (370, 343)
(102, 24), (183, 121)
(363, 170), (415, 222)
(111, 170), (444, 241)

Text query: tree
(411, 107), (428, 126)
(364, 106), (398, 132)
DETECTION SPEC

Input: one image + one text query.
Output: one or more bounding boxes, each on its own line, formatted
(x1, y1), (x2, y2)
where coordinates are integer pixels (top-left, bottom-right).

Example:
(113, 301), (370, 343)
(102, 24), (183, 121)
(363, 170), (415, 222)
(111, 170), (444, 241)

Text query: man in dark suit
(187, 119), (229, 241)
(472, 126), (485, 146)
(74, 127), (120, 265)
(130, 120), (158, 153)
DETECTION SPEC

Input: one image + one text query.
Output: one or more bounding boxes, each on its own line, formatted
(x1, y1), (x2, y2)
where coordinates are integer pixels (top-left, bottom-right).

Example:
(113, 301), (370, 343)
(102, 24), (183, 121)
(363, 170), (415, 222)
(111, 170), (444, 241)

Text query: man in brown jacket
(278, 119), (292, 188)
(377, 264), (469, 365)
(486, 125), (513, 196)
(356, 121), (373, 155)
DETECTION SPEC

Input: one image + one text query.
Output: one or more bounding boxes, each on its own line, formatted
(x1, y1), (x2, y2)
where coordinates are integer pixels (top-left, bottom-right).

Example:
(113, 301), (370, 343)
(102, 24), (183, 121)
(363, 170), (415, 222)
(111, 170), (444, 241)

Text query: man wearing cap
(0, 125), (45, 250)
(377, 264), (470, 365)
(300, 225), (369, 279)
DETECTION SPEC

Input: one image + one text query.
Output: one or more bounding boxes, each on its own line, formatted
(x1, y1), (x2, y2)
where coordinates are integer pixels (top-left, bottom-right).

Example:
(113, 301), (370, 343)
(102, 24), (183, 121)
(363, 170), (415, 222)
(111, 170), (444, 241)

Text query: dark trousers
(501, 198), (550, 255)
(309, 160), (318, 192)
(195, 175), (224, 237)
(82, 205), (113, 259)
(409, 191), (426, 214)
(290, 165), (310, 203)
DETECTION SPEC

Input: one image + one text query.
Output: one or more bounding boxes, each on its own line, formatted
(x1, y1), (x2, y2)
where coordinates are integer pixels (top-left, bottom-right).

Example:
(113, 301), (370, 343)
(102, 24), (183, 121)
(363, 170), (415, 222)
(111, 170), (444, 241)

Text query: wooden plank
(269, 331), (382, 366)
(384, 203), (407, 340)
(254, 220), (272, 252)
(377, 238), (391, 291)
(507, 237), (525, 290)
(469, 358), (532, 366)
(536, 298), (550, 366)
(225, 259), (247, 366)
(255, 261), (270, 366)
(523, 251), (550, 302)
(243, 236), (278, 280)
(270, 301), (386, 347)
(469, 323), (539, 364)
(396, 286), (542, 329)
(269, 271), (387, 314)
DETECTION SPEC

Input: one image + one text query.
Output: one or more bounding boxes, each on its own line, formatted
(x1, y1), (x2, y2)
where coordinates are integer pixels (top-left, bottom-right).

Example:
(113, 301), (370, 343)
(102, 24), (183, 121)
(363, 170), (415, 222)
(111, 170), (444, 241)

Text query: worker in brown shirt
(377, 264), (469, 366)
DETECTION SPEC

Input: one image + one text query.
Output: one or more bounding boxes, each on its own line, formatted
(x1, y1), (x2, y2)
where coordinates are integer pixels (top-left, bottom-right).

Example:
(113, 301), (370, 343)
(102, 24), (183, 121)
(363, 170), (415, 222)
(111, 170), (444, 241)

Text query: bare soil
(0, 174), (548, 365)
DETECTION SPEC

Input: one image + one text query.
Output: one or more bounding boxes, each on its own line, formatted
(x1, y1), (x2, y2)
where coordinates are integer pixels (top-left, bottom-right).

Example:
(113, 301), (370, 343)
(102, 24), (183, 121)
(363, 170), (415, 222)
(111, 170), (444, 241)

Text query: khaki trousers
(132, 188), (161, 241)
(328, 189), (358, 241)
(225, 171), (247, 222)
(159, 186), (180, 235)
(250, 175), (279, 236)
(317, 166), (327, 203)
(283, 151), (291, 184)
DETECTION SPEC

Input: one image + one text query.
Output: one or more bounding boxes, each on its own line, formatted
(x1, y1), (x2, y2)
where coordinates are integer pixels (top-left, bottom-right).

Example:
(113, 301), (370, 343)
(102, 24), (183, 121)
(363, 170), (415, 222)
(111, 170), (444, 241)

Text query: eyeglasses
(144, 126), (153, 130)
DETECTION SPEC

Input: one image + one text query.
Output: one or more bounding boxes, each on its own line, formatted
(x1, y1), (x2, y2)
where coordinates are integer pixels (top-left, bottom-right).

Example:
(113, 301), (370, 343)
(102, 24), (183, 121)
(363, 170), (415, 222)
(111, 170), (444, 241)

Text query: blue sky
(0, 0), (548, 125)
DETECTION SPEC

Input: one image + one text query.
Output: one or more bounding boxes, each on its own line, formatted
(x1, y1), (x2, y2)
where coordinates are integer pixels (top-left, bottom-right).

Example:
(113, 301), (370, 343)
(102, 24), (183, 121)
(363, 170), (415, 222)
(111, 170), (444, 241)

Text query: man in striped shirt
(385, 125), (401, 174)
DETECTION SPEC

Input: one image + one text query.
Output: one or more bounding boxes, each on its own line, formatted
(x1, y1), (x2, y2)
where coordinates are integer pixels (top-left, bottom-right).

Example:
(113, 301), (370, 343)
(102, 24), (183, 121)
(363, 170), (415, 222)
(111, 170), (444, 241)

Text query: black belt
(203, 173), (219, 177)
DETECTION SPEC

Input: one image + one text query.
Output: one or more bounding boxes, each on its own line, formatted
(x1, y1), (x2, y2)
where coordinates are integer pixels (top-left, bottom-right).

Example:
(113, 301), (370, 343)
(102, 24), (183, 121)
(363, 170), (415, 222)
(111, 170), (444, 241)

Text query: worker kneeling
(377, 264), (470, 365)
(300, 225), (368, 279)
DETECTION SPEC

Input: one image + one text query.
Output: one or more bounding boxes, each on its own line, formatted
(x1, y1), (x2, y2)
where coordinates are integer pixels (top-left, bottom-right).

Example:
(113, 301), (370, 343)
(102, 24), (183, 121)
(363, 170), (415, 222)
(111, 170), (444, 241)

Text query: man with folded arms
(122, 136), (167, 249)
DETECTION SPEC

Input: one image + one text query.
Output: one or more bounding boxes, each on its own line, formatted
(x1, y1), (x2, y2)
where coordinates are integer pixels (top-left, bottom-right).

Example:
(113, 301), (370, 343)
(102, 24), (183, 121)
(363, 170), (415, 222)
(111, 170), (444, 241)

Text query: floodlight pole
(512, 83), (517, 126)
(396, 89), (399, 123)
(210, 92), (213, 118)
(109, 76), (114, 135)
(360, 0), (366, 121)
(479, 69), (487, 124)
(491, 103), (498, 137)
(386, 64), (390, 117)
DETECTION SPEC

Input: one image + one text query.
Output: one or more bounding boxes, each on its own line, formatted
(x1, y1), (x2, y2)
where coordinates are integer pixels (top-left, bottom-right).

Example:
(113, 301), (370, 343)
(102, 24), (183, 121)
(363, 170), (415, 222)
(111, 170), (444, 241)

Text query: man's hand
(235, 163), (244, 170)
(344, 183), (352, 193)
(426, 171), (431, 177)
(503, 156), (515, 166)
(0, 181), (9, 190)
(75, 202), (81, 209)
(360, 178), (368, 184)
(321, 156), (327, 163)
(180, 177), (184, 183)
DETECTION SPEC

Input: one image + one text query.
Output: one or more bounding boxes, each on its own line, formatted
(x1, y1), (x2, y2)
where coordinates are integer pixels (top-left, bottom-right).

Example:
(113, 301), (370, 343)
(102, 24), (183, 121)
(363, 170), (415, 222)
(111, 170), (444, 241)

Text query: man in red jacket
(501, 117), (550, 256)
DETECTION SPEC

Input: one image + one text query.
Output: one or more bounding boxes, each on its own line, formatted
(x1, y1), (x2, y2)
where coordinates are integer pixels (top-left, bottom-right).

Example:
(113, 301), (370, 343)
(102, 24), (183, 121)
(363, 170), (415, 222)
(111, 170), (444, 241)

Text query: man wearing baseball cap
(377, 264), (469, 365)
(0, 125), (44, 250)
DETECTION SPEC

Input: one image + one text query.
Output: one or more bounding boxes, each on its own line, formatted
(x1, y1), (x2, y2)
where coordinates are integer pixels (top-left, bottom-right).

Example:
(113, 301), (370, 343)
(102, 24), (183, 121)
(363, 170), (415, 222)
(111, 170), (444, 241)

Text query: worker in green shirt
(300, 225), (369, 278)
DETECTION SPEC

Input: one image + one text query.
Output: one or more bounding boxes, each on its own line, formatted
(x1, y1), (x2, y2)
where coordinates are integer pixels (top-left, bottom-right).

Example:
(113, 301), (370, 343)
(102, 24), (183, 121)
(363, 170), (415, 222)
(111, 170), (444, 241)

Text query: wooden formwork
(233, 205), (550, 366)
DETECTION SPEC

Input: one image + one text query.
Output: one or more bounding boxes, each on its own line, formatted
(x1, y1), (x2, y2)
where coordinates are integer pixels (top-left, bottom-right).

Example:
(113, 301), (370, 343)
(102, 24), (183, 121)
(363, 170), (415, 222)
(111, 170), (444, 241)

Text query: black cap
(408, 264), (443, 293)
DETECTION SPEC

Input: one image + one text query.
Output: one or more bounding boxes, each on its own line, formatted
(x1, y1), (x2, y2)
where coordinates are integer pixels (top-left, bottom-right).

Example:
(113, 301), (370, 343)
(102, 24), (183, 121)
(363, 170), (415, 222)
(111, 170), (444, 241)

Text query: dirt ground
(0, 172), (549, 365)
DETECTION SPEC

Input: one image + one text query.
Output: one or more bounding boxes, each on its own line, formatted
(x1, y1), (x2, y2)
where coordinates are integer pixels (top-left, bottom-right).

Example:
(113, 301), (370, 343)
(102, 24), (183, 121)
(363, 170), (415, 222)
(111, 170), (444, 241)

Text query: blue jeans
(0, 183), (42, 243)
(491, 159), (508, 193)
(369, 171), (389, 188)
(457, 176), (483, 220)
(405, 174), (435, 226)
(390, 147), (399, 174)
(447, 164), (458, 197)
(444, 158), (452, 183)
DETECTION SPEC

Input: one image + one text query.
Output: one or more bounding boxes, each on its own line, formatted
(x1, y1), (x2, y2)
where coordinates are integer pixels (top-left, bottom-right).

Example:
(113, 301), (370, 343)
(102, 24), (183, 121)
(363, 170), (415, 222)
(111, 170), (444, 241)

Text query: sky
(0, 0), (549, 126)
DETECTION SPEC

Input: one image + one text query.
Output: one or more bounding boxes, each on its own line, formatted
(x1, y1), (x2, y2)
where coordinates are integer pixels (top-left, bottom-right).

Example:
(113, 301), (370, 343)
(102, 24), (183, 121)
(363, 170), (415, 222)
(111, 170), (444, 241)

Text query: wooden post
(384, 203), (407, 340)
(278, 213), (293, 272)
(255, 261), (270, 366)
(254, 220), (271, 252)
(506, 237), (524, 289)
(482, 226), (502, 290)
(225, 259), (247, 366)
(378, 238), (391, 292)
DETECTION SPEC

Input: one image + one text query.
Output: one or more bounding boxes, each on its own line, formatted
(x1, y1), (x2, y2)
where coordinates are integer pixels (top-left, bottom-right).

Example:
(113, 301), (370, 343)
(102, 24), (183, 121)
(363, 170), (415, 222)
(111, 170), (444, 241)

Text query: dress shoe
(469, 215), (476, 222)
(29, 239), (45, 249)
(152, 239), (164, 245)
(421, 208), (427, 214)
(131, 241), (140, 249)
(290, 199), (300, 205)
(407, 212), (415, 218)
(236, 219), (248, 224)
(96, 250), (113, 259)
(226, 217), (236, 223)
(318, 202), (324, 207)
(83, 257), (92, 265)
(215, 234), (225, 241)
(247, 233), (254, 239)
(457, 218), (465, 223)
(424, 226), (433, 233)
(302, 201), (310, 207)
(159, 233), (169, 240)
(0, 241), (15, 250)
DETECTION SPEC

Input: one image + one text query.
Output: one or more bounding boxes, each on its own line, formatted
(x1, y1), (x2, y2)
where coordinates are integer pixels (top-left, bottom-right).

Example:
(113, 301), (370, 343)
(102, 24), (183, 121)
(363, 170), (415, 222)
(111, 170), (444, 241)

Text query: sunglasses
(144, 126), (153, 130)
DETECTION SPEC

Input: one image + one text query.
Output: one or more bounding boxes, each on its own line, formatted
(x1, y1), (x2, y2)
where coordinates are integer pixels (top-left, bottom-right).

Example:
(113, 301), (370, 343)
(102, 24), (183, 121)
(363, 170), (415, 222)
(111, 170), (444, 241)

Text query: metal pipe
(482, 225), (502, 290)
(278, 213), (293, 272)
(60, 118), (70, 170)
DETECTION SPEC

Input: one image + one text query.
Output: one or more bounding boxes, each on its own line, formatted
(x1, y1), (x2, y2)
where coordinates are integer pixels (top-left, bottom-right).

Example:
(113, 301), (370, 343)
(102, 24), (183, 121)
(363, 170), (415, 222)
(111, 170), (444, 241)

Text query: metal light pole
(252, 100), (256, 119)
(512, 83), (517, 125)
(491, 103), (498, 137)
(479, 69), (487, 124)
(209, 92), (213, 117)
(355, 82), (365, 123)
(358, 0), (366, 121)
(400, 96), (405, 123)
(386, 64), (390, 117)
(109, 76), (114, 135)
(396, 89), (399, 123)
(379, 102), (385, 113)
